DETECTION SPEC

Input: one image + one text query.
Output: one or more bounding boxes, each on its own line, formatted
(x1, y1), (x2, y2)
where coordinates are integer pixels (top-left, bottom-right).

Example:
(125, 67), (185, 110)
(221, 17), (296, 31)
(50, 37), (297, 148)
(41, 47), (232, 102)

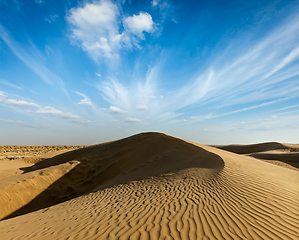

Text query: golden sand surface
(214, 142), (299, 171)
(0, 133), (298, 240)
(0, 145), (86, 160)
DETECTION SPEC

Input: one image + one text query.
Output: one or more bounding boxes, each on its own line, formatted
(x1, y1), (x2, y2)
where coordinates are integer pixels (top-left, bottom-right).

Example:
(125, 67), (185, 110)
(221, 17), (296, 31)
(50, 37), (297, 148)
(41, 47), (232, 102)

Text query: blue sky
(1, 0), (299, 145)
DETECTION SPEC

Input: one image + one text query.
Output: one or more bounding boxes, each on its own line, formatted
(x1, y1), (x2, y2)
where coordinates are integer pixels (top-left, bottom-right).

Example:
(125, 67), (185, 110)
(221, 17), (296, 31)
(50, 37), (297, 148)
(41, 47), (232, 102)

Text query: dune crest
(0, 133), (298, 240)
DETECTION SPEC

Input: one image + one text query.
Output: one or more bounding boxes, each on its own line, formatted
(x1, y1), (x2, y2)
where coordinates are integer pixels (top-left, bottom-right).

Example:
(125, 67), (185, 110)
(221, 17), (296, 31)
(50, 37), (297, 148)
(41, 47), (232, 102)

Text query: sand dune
(214, 142), (299, 171)
(213, 142), (299, 154)
(0, 132), (298, 239)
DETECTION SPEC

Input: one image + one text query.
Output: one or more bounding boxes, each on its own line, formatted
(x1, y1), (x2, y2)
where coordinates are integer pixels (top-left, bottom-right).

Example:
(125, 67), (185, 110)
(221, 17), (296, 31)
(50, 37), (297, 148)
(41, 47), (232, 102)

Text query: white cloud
(125, 117), (141, 123)
(109, 106), (126, 113)
(67, 0), (120, 60)
(136, 104), (148, 110)
(5, 99), (39, 108)
(123, 12), (155, 39)
(96, 72), (102, 77)
(78, 98), (92, 106)
(0, 91), (39, 108)
(76, 92), (92, 106)
(36, 106), (92, 124)
(67, 1), (156, 60)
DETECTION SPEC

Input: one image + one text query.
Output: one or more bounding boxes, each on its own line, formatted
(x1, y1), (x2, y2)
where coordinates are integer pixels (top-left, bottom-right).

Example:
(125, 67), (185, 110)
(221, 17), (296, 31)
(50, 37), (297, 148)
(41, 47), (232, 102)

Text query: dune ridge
(214, 142), (299, 154)
(2, 133), (224, 220)
(214, 142), (299, 171)
(0, 132), (298, 240)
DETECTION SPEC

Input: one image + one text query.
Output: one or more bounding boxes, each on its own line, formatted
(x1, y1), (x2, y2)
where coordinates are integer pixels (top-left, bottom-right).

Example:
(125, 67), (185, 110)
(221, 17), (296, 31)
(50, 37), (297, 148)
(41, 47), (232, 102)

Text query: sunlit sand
(0, 132), (298, 239)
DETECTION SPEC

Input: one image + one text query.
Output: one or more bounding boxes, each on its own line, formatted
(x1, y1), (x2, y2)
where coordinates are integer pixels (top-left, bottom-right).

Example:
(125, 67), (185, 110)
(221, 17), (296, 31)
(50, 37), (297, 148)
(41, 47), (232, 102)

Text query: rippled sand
(0, 133), (298, 239)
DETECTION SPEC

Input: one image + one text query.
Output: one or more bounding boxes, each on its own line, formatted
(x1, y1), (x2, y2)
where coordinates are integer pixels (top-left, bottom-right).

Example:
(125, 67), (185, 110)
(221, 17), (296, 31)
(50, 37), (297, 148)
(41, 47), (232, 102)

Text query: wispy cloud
(0, 118), (38, 128)
(267, 104), (299, 113)
(45, 14), (59, 23)
(188, 98), (288, 125)
(220, 98), (289, 116)
(152, 0), (159, 7)
(76, 92), (93, 106)
(148, 9), (299, 122)
(5, 99), (39, 108)
(36, 106), (92, 124)
(0, 79), (21, 89)
(99, 78), (130, 109)
(0, 91), (39, 108)
(0, 24), (64, 87)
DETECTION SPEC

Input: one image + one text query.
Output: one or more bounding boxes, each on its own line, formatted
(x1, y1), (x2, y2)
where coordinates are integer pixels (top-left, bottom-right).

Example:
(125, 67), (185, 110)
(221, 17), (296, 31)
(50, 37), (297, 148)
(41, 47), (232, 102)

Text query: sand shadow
(4, 133), (225, 220)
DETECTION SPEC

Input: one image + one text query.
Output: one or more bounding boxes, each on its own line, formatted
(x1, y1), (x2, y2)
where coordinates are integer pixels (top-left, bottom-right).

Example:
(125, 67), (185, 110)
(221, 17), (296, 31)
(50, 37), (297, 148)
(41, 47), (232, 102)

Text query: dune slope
(1, 133), (224, 220)
(0, 133), (298, 240)
(214, 142), (299, 171)
(214, 142), (299, 154)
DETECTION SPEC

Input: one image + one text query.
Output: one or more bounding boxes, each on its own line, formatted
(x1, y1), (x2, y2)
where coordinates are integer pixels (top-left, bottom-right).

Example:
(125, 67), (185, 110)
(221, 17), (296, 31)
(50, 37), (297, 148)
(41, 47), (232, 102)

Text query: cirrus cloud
(36, 106), (92, 124)
(0, 91), (39, 108)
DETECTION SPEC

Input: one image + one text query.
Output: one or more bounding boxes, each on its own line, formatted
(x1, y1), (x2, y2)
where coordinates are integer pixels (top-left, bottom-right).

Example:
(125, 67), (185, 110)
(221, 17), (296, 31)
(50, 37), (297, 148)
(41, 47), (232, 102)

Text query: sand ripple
(0, 133), (298, 240)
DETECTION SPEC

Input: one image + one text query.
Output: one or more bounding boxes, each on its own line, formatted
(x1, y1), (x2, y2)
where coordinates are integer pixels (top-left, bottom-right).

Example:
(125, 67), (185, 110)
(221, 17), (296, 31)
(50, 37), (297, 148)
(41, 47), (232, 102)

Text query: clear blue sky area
(1, 0), (299, 145)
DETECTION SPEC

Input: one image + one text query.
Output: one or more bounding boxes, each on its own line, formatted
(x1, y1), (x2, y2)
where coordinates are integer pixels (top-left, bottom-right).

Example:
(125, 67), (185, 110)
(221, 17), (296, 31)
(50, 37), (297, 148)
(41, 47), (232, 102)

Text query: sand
(214, 142), (299, 171)
(0, 133), (298, 239)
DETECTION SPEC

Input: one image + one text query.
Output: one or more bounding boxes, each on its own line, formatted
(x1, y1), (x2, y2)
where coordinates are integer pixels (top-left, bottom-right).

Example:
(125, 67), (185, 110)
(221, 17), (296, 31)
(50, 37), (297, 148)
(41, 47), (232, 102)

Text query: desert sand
(0, 132), (298, 240)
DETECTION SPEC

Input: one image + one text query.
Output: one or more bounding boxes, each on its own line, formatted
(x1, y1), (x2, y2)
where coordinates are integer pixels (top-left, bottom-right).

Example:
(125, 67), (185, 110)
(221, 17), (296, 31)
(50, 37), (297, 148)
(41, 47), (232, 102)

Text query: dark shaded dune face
(1, 134), (299, 240)
(250, 152), (299, 169)
(2, 142), (299, 240)
(8, 132), (224, 219)
(215, 142), (288, 154)
(251, 152), (299, 162)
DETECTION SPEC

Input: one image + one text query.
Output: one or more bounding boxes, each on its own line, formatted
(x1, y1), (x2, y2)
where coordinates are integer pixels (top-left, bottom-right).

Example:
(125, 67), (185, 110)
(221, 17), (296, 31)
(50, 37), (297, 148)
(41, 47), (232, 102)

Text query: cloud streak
(36, 106), (92, 124)
(0, 25), (64, 87)
(0, 79), (21, 89)
(97, 8), (299, 126)
(0, 91), (39, 108)
(0, 118), (38, 128)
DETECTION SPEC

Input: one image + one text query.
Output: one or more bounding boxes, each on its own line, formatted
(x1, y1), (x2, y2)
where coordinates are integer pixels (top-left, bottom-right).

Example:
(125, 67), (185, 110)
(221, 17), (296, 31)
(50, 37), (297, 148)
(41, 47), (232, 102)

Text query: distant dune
(0, 133), (298, 239)
(214, 142), (299, 170)
(213, 141), (299, 154)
